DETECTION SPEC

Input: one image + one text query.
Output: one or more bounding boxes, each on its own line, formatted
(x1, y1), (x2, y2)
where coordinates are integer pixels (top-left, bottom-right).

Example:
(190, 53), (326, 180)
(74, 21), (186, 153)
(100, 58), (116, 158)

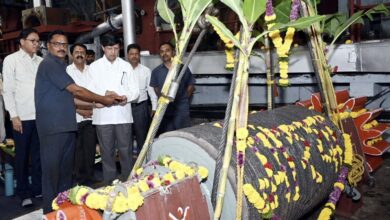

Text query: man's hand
(100, 95), (118, 106)
(77, 109), (93, 118)
(12, 117), (23, 134)
(105, 90), (118, 96)
(118, 95), (128, 106)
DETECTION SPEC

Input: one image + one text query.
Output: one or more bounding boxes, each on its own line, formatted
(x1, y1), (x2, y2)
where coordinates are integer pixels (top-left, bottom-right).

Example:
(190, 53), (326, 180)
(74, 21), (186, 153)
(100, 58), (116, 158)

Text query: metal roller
(147, 105), (346, 219)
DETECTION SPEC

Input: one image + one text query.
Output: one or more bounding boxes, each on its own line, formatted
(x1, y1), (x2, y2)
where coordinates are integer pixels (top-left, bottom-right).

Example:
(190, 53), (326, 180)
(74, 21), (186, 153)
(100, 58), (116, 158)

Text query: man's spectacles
(49, 41), (68, 48)
(25, 39), (40, 44)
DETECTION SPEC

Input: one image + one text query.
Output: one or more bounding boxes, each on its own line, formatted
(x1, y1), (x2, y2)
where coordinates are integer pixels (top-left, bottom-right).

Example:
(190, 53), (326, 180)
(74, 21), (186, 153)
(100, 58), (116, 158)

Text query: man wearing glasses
(87, 34), (139, 184)
(35, 30), (120, 214)
(2, 28), (42, 208)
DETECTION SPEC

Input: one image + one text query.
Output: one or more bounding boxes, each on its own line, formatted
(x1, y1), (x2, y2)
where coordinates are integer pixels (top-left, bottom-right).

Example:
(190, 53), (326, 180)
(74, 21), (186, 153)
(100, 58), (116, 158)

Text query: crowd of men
(0, 28), (195, 214)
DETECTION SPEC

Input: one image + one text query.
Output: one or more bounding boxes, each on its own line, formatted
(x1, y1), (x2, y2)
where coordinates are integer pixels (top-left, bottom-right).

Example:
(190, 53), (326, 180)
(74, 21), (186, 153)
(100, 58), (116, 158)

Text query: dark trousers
(13, 120), (41, 200)
(131, 101), (150, 152)
(159, 101), (191, 134)
(40, 131), (76, 214)
(74, 120), (97, 183)
(96, 124), (132, 184)
(159, 113), (191, 134)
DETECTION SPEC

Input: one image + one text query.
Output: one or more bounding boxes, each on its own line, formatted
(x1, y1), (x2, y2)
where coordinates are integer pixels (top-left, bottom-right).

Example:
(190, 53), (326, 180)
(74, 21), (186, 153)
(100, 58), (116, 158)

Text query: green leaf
(186, 0), (212, 28)
(243, 0), (266, 24)
(178, 0), (190, 18)
(329, 4), (389, 46)
(365, 3), (390, 20)
(272, 15), (326, 30)
(274, 0), (291, 24)
(221, 0), (247, 27)
(157, 0), (176, 27)
(206, 15), (244, 52)
(323, 14), (347, 36)
(330, 11), (364, 45)
(252, 30), (265, 44)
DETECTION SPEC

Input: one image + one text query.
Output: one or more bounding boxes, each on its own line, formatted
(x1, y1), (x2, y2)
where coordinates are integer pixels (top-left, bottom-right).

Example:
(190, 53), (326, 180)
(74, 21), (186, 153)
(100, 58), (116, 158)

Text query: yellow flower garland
(267, 17), (296, 86)
(243, 115), (354, 218)
(52, 156), (209, 214)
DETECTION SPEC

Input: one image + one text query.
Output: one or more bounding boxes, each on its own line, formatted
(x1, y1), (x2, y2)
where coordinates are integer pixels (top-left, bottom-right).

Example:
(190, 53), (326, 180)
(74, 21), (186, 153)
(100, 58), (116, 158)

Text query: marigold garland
(52, 156), (209, 214)
(266, 0), (300, 87)
(317, 133), (353, 220)
(243, 115), (352, 218)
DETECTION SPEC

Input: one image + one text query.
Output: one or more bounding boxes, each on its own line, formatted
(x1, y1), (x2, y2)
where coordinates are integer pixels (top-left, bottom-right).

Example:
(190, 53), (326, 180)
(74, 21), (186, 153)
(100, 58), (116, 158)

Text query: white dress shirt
(66, 63), (92, 123)
(87, 56), (139, 125)
(132, 63), (157, 110)
(2, 49), (43, 120)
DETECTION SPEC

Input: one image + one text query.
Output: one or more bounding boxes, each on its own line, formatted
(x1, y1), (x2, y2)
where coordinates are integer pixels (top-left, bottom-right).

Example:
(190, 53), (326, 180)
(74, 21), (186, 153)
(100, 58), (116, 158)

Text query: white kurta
(2, 49), (43, 120)
(66, 63), (92, 123)
(87, 56), (139, 125)
(132, 63), (158, 111)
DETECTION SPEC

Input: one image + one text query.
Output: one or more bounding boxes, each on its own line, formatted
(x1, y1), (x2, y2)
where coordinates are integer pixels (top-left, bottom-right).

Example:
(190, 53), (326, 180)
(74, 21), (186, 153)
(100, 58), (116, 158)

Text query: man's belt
(131, 100), (147, 107)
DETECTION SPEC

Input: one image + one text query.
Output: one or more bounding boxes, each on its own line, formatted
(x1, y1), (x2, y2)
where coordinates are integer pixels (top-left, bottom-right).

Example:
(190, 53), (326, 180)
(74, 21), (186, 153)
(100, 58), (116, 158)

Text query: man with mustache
(87, 34), (139, 184)
(150, 42), (195, 133)
(35, 30), (120, 214)
(2, 28), (42, 207)
(66, 43), (97, 185)
(127, 43), (157, 155)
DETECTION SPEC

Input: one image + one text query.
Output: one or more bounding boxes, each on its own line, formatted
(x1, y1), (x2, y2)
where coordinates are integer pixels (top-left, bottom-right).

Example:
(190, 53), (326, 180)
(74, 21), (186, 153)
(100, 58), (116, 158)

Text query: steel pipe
(121, 0), (136, 58)
(75, 14), (123, 44)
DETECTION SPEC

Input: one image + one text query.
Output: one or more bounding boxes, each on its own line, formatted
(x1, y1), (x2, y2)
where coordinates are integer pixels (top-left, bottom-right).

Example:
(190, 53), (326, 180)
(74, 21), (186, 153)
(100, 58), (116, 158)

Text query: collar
(18, 48), (39, 61)
(103, 55), (119, 65)
(70, 63), (88, 73)
(132, 63), (141, 70)
(47, 53), (67, 66)
(158, 63), (168, 71)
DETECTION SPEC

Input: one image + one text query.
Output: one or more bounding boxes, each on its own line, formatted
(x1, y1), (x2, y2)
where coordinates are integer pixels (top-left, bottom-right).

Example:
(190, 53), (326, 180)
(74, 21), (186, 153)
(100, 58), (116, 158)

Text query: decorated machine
(45, 0), (389, 220)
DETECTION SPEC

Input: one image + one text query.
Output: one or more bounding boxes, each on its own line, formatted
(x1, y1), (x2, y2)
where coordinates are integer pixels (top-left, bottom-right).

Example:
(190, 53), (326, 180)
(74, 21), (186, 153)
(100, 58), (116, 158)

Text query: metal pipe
(33, 0), (41, 7)
(75, 14), (123, 44)
(121, 0), (136, 58)
(45, 0), (52, 7)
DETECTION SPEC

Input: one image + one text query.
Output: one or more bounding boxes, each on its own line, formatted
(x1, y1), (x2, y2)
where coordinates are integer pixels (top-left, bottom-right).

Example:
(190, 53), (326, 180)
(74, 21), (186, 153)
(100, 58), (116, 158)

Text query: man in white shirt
(0, 57), (6, 143)
(66, 43), (97, 185)
(127, 43), (157, 155)
(87, 34), (139, 183)
(2, 28), (42, 207)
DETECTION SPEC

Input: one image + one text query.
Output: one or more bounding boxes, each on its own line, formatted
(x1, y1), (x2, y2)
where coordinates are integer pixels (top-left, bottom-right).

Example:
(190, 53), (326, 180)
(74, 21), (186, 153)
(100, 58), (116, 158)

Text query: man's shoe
(21, 198), (33, 207)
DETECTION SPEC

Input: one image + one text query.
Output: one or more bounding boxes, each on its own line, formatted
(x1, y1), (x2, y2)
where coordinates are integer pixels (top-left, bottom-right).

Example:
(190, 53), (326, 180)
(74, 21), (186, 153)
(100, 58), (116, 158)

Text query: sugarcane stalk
(301, 1), (344, 129)
(264, 36), (274, 110)
(300, 1), (331, 116)
(213, 46), (248, 220)
(235, 57), (250, 220)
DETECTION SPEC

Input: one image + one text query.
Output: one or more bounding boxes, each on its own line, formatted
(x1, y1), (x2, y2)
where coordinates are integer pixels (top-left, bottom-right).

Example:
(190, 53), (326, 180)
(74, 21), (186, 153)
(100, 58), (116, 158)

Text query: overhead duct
(75, 14), (123, 44)
(121, 0), (136, 55)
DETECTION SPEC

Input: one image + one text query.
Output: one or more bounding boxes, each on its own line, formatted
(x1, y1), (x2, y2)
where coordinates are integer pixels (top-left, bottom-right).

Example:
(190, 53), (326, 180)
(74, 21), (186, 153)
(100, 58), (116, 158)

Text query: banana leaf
(206, 15), (244, 52)
(272, 15), (326, 31)
(243, 0), (266, 24)
(274, 0), (291, 24)
(330, 4), (389, 46)
(322, 14), (347, 37)
(157, 0), (176, 31)
(221, 0), (247, 27)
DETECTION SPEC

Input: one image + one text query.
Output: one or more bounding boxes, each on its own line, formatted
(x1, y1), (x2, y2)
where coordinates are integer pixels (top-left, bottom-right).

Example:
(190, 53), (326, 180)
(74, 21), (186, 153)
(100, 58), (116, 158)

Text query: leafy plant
(329, 3), (389, 46)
